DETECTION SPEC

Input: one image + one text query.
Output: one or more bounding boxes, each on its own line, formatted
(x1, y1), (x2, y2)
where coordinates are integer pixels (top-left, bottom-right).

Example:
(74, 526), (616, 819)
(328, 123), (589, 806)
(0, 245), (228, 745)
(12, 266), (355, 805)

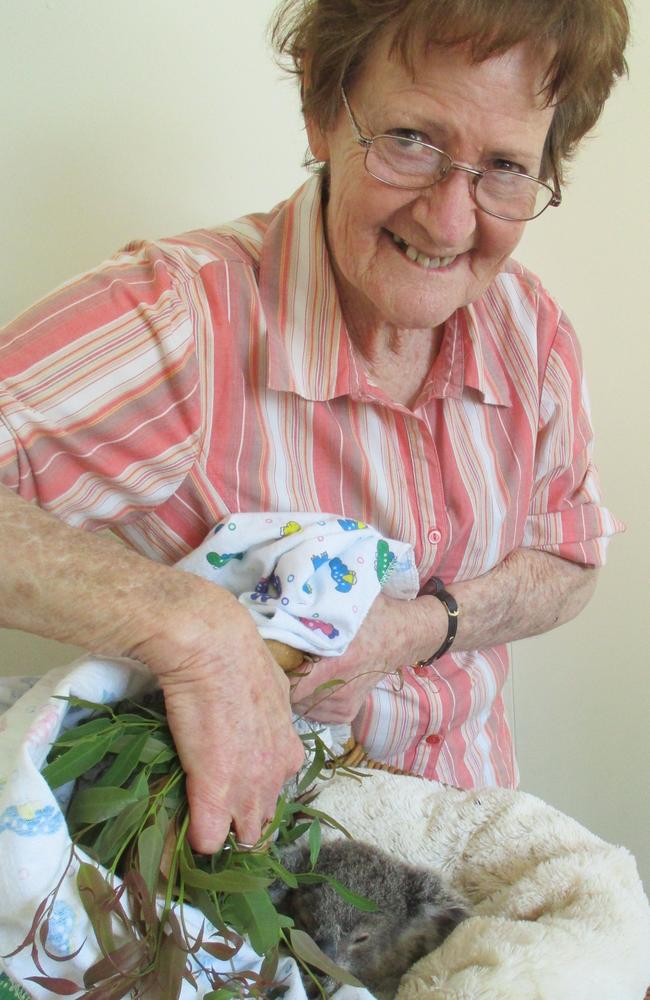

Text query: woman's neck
(346, 315), (444, 410)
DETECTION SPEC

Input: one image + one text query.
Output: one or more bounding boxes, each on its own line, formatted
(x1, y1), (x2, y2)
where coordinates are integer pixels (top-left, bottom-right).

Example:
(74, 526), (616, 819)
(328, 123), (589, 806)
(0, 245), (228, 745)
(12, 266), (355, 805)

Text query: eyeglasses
(341, 89), (561, 222)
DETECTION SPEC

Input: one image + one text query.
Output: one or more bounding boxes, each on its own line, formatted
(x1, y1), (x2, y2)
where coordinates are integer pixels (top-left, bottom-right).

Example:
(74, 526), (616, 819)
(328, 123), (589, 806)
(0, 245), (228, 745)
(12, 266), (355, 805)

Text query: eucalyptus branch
(4, 692), (368, 999)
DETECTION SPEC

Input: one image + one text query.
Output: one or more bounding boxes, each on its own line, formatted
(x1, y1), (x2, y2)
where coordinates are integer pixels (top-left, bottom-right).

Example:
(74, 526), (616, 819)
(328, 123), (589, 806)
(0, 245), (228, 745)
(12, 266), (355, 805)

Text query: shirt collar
(259, 175), (512, 409)
(260, 176), (359, 401)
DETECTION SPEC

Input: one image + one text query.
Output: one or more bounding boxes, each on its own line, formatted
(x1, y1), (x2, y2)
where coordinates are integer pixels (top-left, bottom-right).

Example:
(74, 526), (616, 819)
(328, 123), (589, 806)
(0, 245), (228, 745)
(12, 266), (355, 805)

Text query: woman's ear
(304, 114), (330, 163)
(301, 59), (330, 164)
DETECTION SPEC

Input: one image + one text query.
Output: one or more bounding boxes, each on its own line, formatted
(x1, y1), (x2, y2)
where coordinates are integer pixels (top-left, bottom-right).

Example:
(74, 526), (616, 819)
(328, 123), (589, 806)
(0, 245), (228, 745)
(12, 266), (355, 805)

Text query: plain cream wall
(513, 0), (650, 891)
(1, 1), (648, 891)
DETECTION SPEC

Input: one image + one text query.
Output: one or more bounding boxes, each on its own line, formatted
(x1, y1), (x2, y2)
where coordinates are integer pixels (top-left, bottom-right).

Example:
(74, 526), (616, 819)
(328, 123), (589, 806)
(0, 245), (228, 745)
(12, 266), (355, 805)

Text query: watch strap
(416, 576), (459, 666)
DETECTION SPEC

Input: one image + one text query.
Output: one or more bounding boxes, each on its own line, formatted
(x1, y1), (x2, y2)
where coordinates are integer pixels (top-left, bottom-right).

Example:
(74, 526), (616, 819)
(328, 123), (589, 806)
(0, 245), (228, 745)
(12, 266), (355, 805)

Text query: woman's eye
(387, 128), (429, 147)
(491, 159), (525, 174)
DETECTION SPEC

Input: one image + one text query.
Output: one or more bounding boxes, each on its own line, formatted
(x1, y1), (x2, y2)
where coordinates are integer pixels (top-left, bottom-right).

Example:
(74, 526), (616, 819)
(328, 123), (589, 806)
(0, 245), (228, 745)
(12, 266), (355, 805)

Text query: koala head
(277, 839), (470, 999)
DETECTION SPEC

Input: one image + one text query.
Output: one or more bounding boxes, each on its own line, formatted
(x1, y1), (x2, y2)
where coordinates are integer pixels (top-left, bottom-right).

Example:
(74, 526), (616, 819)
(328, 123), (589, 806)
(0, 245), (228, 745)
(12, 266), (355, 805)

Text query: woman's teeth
(391, 232), (456, 270)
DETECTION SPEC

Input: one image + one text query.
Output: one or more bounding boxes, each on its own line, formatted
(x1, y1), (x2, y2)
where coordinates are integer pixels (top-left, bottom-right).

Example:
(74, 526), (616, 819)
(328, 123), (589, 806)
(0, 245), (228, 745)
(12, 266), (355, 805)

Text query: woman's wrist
(406, 593), (450, 666)
(415, 580), (460, 664)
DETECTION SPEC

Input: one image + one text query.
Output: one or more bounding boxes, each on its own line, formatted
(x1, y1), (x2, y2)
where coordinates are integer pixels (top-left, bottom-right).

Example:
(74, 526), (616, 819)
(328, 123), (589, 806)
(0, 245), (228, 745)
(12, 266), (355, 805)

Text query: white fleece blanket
(314, 771), (650, 999)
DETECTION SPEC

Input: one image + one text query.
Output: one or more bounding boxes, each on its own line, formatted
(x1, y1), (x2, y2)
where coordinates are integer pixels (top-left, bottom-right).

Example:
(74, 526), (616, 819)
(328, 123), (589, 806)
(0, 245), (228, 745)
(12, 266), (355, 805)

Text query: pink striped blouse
(0, 177), (622, 787)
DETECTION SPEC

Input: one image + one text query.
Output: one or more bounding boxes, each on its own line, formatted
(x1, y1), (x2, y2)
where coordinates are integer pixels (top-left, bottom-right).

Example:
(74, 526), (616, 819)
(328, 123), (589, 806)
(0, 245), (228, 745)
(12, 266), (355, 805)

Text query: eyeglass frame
(340, 88), (562, 222)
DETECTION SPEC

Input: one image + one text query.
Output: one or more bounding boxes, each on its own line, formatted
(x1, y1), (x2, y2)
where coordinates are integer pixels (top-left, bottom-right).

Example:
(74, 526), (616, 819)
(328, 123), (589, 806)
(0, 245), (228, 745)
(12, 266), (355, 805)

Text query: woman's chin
(335, 244), (474, 332)
(366, 248), (472, 329)
(362, 290), (459, 332)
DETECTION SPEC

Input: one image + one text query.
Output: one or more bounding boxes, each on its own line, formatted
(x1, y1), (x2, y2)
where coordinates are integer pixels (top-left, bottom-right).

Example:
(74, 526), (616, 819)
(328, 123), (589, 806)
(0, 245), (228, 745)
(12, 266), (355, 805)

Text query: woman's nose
(410, 168), (477, 248)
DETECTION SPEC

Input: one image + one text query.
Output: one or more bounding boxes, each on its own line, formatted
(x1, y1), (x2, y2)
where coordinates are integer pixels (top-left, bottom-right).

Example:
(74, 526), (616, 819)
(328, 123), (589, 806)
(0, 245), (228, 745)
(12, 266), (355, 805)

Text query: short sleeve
(0, 241), (202, 529)
(521, 311), (624, 566)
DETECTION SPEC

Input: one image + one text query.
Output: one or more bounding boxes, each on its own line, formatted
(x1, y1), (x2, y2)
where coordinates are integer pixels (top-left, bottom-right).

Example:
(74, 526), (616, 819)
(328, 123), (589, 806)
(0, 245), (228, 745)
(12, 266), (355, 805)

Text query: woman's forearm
(0, 482), (190, 655)
(426, 547), (599, 658)
(289, 550), (598, 723)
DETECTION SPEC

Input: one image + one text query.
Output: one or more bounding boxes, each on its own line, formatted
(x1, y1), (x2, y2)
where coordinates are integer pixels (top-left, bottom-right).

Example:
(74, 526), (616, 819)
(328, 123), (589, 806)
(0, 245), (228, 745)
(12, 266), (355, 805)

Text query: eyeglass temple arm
(341, 89), (372, 148)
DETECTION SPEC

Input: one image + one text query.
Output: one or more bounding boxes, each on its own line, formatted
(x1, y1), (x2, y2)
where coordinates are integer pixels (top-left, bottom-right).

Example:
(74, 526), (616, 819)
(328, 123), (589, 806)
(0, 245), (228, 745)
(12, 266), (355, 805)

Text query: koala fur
(275, 838), (471, 999)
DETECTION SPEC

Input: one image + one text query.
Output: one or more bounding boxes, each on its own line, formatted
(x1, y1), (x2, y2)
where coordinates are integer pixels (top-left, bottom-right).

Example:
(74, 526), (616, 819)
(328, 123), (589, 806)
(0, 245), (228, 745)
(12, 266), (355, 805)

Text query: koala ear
(419, 899), (470, 943)
(409, 871), (470, 915)
(404, 872), (471, 952)
(396, 899), (469, 967)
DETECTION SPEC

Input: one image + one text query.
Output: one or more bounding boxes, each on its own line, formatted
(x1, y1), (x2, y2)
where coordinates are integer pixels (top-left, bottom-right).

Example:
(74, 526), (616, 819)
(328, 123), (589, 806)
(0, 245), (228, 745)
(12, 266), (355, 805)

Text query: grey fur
(276, 839), (471, 999)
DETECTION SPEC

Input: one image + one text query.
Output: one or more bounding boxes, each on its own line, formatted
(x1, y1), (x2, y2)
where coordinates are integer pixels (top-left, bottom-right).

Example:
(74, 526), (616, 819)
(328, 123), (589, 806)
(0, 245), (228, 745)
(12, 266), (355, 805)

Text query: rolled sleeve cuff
(522, 503), (625, 566)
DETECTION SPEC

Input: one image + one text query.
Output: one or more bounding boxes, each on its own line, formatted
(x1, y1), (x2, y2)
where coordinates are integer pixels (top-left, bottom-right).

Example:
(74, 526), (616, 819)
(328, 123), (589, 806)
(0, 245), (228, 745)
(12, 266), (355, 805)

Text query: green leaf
(296, 741), (326, 795)
(308, 819), (322, 867)
(262, 855), (299, 889)
(222, 890), (281, 958)
(109, 712), (159, 728)
(137, 823), (164, 897)
(180, 858), (271, 894)
(129, 767), (151, 799)
(140, 735), (175, 763)
(77, 863), (122, 954)
(292, 803), (353, 839)
(54, 695), (115, 716)
(52, 717), (116, 746)
(42, 731), (116, 789)
(279, 820), (312, 845)
(68, 786), (141, 827)
(91, 797), (149, 865)
(291, 872), (328, 886)
(97, 732), (151, 788)
(289, 928), (363, 987)
(254, 793), (289, 846)
(260, 946), (280, 988)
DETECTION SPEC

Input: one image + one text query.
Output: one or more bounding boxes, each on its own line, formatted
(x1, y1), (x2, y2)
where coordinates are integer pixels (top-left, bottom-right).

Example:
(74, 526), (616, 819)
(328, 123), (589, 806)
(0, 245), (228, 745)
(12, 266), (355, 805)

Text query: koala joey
(275, 839), (471, 999)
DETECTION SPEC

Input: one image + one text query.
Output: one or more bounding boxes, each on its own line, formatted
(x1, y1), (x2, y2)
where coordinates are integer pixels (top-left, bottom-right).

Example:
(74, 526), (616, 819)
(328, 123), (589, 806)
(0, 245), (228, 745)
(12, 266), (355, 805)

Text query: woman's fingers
(166, 673), (304, 853)
(136, 582), (305, 854)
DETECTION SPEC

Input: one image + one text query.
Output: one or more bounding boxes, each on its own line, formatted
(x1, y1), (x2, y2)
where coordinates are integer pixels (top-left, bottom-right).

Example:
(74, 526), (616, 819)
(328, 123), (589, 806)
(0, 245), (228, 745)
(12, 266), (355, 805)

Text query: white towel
(0, 660), (374, 999)
(178, 512), (419, 656)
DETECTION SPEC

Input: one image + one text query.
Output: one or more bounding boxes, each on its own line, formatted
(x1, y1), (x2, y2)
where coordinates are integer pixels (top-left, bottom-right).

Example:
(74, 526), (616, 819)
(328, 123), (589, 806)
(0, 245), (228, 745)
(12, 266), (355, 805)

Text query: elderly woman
(0, 0), (628, 855)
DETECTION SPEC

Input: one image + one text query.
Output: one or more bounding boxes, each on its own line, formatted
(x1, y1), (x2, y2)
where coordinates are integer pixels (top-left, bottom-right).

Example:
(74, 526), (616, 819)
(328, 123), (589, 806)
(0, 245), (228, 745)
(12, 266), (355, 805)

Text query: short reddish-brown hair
(270, 0), (629, 184)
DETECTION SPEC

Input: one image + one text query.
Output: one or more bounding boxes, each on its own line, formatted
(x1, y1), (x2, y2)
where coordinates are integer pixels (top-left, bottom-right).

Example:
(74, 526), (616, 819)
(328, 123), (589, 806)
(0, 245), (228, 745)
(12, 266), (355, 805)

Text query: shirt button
(427, 527), (442, 545)
(426, 733), (442, 746)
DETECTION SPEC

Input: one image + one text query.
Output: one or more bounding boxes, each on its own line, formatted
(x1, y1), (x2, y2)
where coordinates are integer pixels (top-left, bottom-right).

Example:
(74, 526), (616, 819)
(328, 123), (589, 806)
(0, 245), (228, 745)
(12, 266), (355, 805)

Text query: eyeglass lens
(367, 136), (552, 221)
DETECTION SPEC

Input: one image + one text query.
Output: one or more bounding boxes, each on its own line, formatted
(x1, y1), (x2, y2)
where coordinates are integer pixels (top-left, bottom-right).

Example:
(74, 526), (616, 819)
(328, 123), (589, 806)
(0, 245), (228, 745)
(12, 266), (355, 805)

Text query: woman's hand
(289, 592), (447, 723)
(291, 550), (599, 727)
(129, 579), (306, 854)
(0, 486), (305, 856)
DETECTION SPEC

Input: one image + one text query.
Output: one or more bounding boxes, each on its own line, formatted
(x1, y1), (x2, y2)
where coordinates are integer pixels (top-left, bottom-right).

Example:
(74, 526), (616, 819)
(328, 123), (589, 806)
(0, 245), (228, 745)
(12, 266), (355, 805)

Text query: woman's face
(306, 37), (556, 334)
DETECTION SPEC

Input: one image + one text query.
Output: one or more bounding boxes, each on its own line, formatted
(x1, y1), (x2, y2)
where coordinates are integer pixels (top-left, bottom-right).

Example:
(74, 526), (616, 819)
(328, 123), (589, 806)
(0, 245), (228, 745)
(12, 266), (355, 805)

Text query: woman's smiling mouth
(389, 230), (458, 270)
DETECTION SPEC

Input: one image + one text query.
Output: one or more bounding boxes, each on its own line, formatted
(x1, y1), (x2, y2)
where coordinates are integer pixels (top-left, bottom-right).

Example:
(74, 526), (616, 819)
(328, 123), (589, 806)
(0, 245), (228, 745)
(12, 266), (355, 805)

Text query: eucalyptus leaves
(5, 694), (374, 999)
